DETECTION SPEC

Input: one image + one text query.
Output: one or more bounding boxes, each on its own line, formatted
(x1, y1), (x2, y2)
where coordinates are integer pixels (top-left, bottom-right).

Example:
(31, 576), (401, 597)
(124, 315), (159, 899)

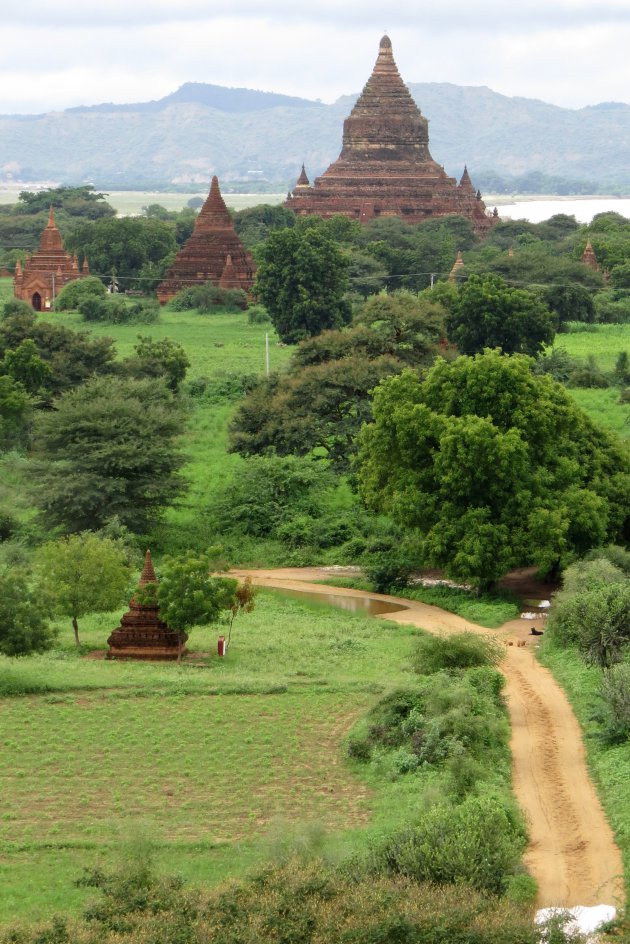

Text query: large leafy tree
(254, 227), (350, 343)
(32, 376), (186, 533)
(230, 293), (446, 471)
(446, 274), (555, 356)
(35, 533), (132, 646)
(358, 350), (630, 589)
(0, 310), (117, 399)
(66, 217), (177, 288)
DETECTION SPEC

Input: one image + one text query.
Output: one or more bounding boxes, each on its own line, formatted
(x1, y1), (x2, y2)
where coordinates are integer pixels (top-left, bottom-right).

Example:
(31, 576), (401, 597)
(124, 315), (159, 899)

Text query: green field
(0, 590), (422, 923)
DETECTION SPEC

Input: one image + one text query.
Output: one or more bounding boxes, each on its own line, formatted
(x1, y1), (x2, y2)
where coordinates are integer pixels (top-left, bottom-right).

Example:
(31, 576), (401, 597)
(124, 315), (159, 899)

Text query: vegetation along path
(232, 567), (625, 911)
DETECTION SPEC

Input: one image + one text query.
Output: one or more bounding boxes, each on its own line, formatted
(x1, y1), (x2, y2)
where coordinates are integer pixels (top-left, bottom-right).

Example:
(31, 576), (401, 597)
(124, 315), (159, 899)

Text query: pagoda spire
(194, 175), (233, 233)
(449, 250), (465, 281)
(458, 166), (476, 195)
(581, 239), (600, 271)
(139, 549), (157, 586)
(296, 164), (310, 187)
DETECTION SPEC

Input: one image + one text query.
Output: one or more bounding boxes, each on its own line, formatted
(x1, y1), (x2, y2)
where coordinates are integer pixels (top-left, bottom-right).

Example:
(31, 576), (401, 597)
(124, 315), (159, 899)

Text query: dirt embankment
(233, 568), (625, 911)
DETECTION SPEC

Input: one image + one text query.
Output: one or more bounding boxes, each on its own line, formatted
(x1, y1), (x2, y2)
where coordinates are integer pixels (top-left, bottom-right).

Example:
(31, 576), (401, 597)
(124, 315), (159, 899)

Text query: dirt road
(232, 567), (625, 910)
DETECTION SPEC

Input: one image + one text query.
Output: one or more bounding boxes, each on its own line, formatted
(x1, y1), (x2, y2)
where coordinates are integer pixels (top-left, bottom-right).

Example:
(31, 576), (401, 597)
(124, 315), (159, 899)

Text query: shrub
(533, 347), (578, 384)
(2, 298), (35, 319)
(595, 664), (630, 743)
(185, 371), (258, 401)
(247, 304), (271, 324)
(363, 545), (421, 592)
(371, 793), (526, 894)
(169, 282), (247, 312)
(413, 632), (503, 675)
(568, 355), (610, 388)
(54, 276), (106, 311)
(78, 295), (159, 324)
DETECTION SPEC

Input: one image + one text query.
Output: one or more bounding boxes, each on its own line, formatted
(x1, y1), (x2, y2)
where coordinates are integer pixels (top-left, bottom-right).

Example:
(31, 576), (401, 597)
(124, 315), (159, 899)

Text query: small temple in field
(581, 239), (600, 272)
(285, 36), (495, 235)
(157, 176), (255, 304)
(107, 550), (187, 661)
(13, 207), (88, 310)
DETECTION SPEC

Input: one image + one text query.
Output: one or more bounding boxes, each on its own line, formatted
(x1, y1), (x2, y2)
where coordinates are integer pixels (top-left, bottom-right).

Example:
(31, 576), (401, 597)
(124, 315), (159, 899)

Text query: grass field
(0, 589), (422, 923)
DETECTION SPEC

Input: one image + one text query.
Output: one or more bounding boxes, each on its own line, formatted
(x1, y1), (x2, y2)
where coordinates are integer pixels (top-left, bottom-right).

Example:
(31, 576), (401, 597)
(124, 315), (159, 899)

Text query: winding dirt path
(232, 567), (625, 910)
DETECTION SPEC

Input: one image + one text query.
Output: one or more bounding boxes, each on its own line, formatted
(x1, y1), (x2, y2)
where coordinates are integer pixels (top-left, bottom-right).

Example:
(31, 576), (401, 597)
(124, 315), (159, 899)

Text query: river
(493, 197), (630, 224)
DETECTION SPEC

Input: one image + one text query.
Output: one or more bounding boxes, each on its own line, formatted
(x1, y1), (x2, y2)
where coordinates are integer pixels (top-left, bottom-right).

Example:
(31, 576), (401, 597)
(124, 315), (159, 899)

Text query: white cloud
(0, 4), (628, 113)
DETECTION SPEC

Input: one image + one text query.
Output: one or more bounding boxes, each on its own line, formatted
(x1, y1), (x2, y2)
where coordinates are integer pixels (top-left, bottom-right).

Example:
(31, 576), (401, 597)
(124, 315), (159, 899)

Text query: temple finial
(139, 549), (157, 586)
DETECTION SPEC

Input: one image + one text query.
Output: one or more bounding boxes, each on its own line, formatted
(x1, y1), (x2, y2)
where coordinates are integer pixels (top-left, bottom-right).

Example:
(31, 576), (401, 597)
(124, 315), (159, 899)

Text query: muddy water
(273, 587), (408, 616)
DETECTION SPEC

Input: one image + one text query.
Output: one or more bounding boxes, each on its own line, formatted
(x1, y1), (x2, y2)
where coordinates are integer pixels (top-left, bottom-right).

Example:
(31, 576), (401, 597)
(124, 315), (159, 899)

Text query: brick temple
(157, 176), (255, 304)
(285, 36), (495, 235)
(107, 550), (188, 661)
(13, 207), (88, 310)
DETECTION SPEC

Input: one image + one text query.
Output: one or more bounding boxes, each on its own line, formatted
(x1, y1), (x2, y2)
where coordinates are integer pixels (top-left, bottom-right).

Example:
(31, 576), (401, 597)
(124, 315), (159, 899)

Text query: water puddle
(272, 587), (408, 617)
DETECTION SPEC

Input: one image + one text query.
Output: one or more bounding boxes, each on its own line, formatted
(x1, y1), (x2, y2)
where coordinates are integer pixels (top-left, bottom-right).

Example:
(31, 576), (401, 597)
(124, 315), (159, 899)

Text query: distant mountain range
(1, 82), (629, 193)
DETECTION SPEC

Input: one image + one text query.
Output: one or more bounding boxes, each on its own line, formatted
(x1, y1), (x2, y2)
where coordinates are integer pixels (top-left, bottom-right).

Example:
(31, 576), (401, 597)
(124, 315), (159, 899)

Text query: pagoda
(13, 207), (88, 310)
(581, 240), (600, 272)
(107, 550), (188, 661)
(157, 176), (255, 304)
(285, 36), (495, 235)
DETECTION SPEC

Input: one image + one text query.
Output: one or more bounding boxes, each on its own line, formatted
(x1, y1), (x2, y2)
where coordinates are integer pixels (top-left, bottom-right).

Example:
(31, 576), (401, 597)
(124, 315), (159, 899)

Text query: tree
(16, 185), (115, 220)
(254, 227), (350, 342)
(544, 283), (596, 330)
(32, 376), (186, 533)
(66, 217), (177, 290)
(446, 274), (555, 356)
(358, 351), (630, 589)
(1, 339), (51, 395)
(55, 276), (107, 311)
(230, 355), (402, 471)
(35, 533), (132, 646)
(124, 336), (190, 392)
(0, 311), (117, 398)
(0, 374), (31, 450)
(153, 552), (254, 651)
(0, 568), (56, 656)
(547, 558), (630, 668)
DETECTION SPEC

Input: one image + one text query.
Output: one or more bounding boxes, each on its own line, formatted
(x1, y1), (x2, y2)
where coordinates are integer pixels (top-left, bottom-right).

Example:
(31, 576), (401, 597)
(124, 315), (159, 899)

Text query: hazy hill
(0, 82), (628, 191)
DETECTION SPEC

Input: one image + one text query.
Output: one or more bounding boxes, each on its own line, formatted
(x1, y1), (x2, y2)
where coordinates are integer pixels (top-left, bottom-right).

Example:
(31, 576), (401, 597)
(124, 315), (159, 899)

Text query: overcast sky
(2, 1), (629, 114)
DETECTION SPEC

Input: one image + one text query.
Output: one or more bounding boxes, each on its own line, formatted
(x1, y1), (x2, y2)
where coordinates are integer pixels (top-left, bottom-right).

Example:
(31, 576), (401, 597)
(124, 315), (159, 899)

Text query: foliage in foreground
(0, 854), (580, 944)
(0, 567), (56, 656)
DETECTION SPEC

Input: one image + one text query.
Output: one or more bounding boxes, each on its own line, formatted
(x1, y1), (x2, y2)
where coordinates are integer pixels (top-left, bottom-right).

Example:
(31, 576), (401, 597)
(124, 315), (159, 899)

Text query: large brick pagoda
(285, 36), (495, 235)
(13, 207), (88, 310)
(157, 176), (255, 304)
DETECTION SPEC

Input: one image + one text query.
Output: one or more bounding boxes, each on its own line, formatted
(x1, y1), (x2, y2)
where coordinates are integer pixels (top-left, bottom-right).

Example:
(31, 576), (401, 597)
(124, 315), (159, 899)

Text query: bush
(371, 793), (526, 894)
(2, 298), (36, 319)
(533, 347), (579, 384)
(247, 304), (271, 324)
(595, 664), (630, 743)
(568, 355), (610, 388)
(54, 276), (106, 311)
(185, 371), (259, 401)
(169, 282), (247, 312)
(413, 633), (502, 675)
(363, 545), (421, 592)
(0, 568), (56, 656)
(78, 295), (159, 324)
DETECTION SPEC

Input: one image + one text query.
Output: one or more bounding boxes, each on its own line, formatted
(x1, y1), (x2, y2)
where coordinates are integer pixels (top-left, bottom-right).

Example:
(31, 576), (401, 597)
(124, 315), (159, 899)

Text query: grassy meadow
(0, 590), (424, 923)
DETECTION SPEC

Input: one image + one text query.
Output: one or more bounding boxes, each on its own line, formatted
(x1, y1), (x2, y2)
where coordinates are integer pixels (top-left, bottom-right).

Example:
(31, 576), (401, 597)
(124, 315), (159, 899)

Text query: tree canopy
(254, 227), (350, 343)
(32, 376), (186, 533)
(358, 350), (630, 589)
(445, 274), (555, 356)
(35, 533), (132, 646)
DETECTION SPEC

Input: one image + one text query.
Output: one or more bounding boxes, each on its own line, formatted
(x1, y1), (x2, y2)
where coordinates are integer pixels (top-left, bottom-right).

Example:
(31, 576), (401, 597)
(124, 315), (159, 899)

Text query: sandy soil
(232, 567), (625, 910)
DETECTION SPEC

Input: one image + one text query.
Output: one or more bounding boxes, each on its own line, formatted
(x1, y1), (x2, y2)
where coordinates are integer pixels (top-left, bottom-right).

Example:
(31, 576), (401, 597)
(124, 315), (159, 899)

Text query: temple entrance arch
(31, 292), (42, 311)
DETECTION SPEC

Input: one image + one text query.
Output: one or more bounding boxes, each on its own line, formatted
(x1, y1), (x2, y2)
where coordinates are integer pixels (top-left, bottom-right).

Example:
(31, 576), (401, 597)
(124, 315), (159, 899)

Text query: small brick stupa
(13, 207), (88, 310)
(581, 240), (600, 272)
(285, 36), (495, 235)
(107, 550), (187, 661)
(156, 176), (255, 304)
